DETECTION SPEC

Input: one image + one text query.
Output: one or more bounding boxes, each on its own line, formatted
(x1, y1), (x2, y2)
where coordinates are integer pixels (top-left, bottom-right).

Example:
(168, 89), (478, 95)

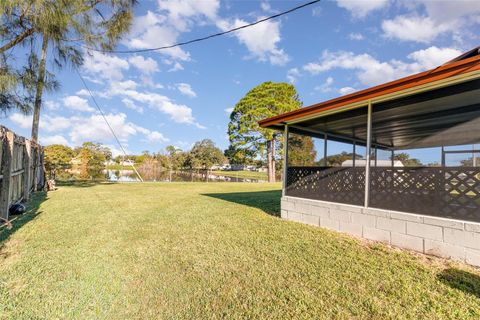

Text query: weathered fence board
(0, 126), (44, 221)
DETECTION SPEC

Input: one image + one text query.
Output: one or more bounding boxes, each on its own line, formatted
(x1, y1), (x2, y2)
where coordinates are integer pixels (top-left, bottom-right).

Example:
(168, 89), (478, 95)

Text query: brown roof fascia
(259, 54), (480, 128)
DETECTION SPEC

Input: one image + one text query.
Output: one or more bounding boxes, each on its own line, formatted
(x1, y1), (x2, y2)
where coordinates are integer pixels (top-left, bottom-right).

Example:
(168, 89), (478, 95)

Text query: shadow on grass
(438, 268), (480, 298)
(202, 190), (282, 217)
(0, 191), (47, 247)
(56, 180), (116, 188)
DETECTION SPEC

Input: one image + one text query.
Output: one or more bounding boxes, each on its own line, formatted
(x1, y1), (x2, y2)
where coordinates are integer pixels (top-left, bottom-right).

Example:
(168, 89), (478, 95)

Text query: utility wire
(75, 66), (144, 182)
(84, 0), (321, 54)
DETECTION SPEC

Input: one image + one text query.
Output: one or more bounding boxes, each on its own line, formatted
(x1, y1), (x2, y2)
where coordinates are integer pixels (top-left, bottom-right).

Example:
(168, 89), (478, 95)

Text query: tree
(224, 145), (255, 165)
(75, 142), (111, 178)
(187, 139), (225, 170)
(44, 144), (74, 174)
(288, 134), (317, 166)
(391, 153), (422, 166)
(318, 152), (363, 167)
(0, 1), (137, 141)
(228, 82), (302, 182)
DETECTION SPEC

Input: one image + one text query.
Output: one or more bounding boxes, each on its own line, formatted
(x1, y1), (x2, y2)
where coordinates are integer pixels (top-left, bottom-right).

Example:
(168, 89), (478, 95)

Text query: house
(119, 159), (134, 166)
(341, 160), (403, 167)
(259, 47), (480, 267)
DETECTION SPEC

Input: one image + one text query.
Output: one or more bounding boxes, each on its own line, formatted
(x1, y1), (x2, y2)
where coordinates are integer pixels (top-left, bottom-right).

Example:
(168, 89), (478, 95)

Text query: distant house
(120, 159), (134, 166)
(104, 160), (116, 166)
(341, 159), (403, 167)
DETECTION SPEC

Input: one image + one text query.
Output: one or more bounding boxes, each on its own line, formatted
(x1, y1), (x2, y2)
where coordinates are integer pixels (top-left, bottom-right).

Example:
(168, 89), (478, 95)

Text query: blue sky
(2, 0), (480, 163)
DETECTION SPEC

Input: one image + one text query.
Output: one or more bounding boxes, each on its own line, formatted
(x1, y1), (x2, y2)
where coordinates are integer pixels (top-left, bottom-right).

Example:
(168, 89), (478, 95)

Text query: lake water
(105, 169), (266, 183)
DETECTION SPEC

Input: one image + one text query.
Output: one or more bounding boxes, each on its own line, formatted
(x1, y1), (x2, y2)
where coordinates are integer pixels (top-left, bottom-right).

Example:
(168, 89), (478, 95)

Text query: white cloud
(147, 131), (168, 143)
(76, 89), (90, 96)
(168, 61), (184, 72)
(128, 55), (159, 74)
(176, 83), (196, 97)
(45, 100), (60, 110)
(125, 1), (221, 63)
(62, 95), (95, 112)
(41, 135), (69, 146)
(336, 0), (388, 18)
(349, 33), (364, 40)
(381, 1), (480, 43)
(287, 68), (301, 84)
(122, 89), (204, 128)
(224, 107), (234, 114)
(338, 87), (356, 95)
(303, 46), (462, 87)
(407, 46), (462, 69)
(67, 113), (169, 145)
(9, 113), (71, 133)
(122, 98), (144, 113)
(382, 15), (451, 43)
(314, 77), (334, 93)
(217, 17), (289, 65)
(83, 51), (129, 80)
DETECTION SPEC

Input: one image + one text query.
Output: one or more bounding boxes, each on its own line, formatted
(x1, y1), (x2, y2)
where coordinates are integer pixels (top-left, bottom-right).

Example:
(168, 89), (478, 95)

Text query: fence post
(33, 144), (38, 192)
(0, 131), (14, 221)
(23, 139), (32, 201)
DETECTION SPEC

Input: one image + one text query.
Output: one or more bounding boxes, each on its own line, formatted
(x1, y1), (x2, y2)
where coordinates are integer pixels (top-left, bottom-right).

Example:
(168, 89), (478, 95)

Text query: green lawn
(211, 170), (268, 180)
(1, 182), (480, 319)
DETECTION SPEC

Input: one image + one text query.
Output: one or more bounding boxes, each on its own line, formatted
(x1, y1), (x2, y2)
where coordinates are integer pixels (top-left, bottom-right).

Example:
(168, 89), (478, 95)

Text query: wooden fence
(0, 126), (44, 221)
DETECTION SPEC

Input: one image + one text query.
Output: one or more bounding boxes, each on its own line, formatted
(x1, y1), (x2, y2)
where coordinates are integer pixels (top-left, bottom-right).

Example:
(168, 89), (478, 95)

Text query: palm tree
(0, 0), (137, 141)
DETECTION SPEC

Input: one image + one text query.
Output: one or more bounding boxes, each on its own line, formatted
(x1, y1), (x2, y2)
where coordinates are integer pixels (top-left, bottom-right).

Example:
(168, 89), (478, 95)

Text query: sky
(2, 0), (480, 163)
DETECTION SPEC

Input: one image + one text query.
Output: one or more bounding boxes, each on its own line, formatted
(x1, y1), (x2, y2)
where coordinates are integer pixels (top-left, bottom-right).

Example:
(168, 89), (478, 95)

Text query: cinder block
(281, 209), (288, 219)
(444, 228), (480, 250)
(351, 212), (376, 227)
(320, 217), (340, 231)
(334, 203), (363, 213)
(464, 222), (480, 233)
(363, 207), (390, 218)
(310, 206), (330, 219)
(281, 200), (295, 211)
(377, 217), (406, 233)
(302, 214), (320, 226)
(406, 222), (443, 241)
(330, 209), (351, 222)
(391, 232), (423, 252)
(339, 221), (363, 237)
(424, 239), (465, 261)
(423, 217), (464, 230)
(285, 211), (302, 223)
(390, 212), (423, 223)
(363, 227), (390, 243)
(465, 249), (480, 267)
(294, 202), (312, 215)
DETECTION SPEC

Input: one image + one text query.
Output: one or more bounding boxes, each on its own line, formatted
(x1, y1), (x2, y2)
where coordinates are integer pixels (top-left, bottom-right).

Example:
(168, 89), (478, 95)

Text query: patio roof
(259, 47), (480, 150)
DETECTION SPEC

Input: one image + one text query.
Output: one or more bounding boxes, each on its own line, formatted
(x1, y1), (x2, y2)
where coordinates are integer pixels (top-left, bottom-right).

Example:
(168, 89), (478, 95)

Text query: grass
(0, 182), (479, 319)
(211, 170), (268, 180)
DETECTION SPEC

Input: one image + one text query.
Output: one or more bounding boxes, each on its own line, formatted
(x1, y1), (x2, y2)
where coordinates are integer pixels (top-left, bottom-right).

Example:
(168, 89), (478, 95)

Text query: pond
(55, 167), (267, 183)
(106, 169), (266, 183)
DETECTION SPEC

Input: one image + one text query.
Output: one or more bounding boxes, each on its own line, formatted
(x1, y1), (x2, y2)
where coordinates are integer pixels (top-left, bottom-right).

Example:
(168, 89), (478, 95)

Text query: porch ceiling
(284, 78), (480, 150)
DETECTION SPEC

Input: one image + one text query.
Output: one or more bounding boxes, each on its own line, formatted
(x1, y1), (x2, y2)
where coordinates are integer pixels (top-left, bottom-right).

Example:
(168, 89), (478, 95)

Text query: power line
(74, 66), (144, 182)
(85, 0), (321, 54)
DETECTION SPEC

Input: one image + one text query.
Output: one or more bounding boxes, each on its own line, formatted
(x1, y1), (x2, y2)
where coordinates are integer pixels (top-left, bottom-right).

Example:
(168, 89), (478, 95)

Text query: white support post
(353, 141), (356, 167)
(364, 101), (373, 208)
(282, 124), (289, 197)
(323, 133), (328, 166)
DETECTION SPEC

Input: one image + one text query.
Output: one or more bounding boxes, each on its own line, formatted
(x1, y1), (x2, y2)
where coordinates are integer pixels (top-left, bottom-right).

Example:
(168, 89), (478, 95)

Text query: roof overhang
(259, 49), (480, 130)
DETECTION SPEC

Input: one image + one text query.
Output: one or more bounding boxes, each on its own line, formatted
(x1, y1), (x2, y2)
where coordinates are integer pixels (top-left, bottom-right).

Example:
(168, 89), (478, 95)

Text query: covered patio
(259, 47), (480, 266)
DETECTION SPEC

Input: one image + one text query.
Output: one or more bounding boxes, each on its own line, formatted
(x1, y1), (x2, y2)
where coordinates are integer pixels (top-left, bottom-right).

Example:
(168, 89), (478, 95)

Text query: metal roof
(259, 47), (480, 130)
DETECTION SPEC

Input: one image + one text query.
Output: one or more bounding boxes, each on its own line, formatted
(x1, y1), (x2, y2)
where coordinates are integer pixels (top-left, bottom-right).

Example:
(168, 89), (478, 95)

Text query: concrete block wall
(281, 196), (480, 267)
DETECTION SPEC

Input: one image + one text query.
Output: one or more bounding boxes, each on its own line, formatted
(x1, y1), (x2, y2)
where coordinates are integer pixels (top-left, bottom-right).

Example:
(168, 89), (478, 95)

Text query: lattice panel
(286, 167), (365, 206)
(369, 167), (480, 222)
